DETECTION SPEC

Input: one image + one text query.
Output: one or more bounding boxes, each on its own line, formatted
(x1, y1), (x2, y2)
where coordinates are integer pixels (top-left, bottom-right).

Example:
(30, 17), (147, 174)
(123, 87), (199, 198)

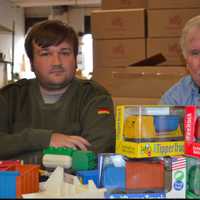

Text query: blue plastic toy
(76, 169), (99, 187)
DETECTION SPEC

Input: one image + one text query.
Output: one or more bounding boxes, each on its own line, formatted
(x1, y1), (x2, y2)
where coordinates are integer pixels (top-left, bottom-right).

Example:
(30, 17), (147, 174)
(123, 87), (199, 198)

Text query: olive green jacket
(0, 78), (115, 163)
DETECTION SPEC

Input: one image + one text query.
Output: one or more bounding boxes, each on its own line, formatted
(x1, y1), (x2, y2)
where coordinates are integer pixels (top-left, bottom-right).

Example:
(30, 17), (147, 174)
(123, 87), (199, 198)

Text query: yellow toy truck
(122, 106), (184, 142)
(124, 115), (183, 142)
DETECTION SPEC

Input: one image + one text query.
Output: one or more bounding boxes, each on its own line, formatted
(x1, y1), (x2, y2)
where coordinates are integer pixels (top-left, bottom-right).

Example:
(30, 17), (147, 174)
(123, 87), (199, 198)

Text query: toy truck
(116, 105), (184, 158)
(98, 153), (186, 199)
(124, 115), (183, 142)
(42, 147), (97, 172)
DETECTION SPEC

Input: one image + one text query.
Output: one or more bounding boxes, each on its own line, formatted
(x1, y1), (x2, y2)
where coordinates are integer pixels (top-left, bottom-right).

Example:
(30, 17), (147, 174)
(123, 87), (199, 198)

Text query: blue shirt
(160, 75), (200, 105)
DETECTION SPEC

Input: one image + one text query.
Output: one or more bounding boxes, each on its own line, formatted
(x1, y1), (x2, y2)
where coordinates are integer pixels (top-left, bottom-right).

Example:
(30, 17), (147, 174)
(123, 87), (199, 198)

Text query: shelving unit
(0, 21), (15, 86)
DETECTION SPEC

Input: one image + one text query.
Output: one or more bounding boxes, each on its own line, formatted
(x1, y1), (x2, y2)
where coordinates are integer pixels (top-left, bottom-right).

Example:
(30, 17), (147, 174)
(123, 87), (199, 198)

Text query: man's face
(32, 41), (76, 90)
(186, 26), (200, 87)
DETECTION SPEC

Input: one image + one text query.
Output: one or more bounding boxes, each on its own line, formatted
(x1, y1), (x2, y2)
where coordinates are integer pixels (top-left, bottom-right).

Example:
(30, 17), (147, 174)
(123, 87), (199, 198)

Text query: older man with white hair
(160, 15), (200, 105)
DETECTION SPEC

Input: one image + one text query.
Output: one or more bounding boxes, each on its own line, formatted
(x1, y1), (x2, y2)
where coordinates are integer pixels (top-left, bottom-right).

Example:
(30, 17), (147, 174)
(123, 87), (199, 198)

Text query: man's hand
(49, 133), (90, 150)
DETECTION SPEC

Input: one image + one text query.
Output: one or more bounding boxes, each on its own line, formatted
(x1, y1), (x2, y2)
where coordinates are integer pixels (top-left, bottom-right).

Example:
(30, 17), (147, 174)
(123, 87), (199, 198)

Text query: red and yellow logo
(97, 108), (111, 115)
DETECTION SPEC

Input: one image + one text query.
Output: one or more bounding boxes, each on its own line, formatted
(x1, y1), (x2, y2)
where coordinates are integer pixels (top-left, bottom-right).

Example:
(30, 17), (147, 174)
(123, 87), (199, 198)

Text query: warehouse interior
(0, 0), (198, 105)
(1, 0), (200, 199)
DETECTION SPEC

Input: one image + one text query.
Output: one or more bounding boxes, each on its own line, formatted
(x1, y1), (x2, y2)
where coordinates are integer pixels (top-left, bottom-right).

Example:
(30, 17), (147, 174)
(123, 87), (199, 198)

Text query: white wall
(48, 6), (98, 33)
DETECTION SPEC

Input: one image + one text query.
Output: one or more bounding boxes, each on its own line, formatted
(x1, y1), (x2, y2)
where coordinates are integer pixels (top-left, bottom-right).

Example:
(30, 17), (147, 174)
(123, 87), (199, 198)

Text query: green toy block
(72, 150), (97, 171)
(186, 157), (200, 199)
(186, 191), (200, 199)
(43, 147), (76, 157)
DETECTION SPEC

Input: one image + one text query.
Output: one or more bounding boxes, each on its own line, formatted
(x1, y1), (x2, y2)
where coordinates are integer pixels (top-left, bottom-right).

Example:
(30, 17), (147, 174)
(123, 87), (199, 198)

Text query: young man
(160, 15), (200, 105)
(0, 20), (115, 163)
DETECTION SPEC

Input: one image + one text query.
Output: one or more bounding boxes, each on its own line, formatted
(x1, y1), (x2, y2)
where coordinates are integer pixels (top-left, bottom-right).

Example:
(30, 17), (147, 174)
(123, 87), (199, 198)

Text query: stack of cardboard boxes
(147, 0), (200, 66)
(91, 0), (200, 107)
(91, 8), (146, 68)
(91, 1), (149, 107)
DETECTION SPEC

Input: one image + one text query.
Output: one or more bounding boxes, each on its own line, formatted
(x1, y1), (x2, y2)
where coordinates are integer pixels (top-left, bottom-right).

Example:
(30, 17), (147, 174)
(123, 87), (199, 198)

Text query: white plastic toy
(22, 166), (106, 198)
(42, 154), (72, 169)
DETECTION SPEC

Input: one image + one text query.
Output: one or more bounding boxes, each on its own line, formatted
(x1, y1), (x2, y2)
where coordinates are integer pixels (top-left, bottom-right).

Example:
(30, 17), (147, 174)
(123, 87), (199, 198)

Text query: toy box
(184, 106), (200, 158)
(116, 105), (185, 158)
(98, 153), (185, 198)
(0, 161), (39, 198)
(186, 156), (200, 198)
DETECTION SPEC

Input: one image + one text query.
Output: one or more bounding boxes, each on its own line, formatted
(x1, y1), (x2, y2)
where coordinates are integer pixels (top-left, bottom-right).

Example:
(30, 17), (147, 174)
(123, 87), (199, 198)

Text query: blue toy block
(104, 191), (166, 199)
(0, 171), (19, 198)
(102, 164), (125, 189)
(76, 169), (99, 187)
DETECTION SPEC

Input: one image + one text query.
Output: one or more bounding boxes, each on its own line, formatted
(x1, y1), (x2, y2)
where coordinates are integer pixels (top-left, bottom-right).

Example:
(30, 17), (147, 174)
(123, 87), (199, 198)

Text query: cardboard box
(92, 67), (187, 98)
(101, 0), (147, 10)
(112, 96), (159, 107)
(148, 0), (200, 9)
(184, 106), (200, 159)
(91, 9), (146, 39)
(148, 9), (200, 37)
(76, 0), (100, 6)
(98, 154), (186, 198)
(93, 39), (146, 68)
(147, 38), (185, 66)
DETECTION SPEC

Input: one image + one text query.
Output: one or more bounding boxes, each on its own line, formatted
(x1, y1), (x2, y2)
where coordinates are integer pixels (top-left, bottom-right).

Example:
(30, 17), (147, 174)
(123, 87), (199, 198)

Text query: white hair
(180, 15), (200, 58)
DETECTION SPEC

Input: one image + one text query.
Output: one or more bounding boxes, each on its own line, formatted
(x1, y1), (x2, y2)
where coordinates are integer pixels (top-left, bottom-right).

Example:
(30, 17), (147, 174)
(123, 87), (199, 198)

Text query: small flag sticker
(97, 108), (111, 115)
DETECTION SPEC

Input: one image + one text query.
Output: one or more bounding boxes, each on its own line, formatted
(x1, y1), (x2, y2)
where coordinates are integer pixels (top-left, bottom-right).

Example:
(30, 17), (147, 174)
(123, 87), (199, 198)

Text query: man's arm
(80, 94), (116, 153)
(0, 93), (53, 159)
(0, 96), (91, 160)
(49, 133), (90, 150)
(0, 128), (52, 159)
